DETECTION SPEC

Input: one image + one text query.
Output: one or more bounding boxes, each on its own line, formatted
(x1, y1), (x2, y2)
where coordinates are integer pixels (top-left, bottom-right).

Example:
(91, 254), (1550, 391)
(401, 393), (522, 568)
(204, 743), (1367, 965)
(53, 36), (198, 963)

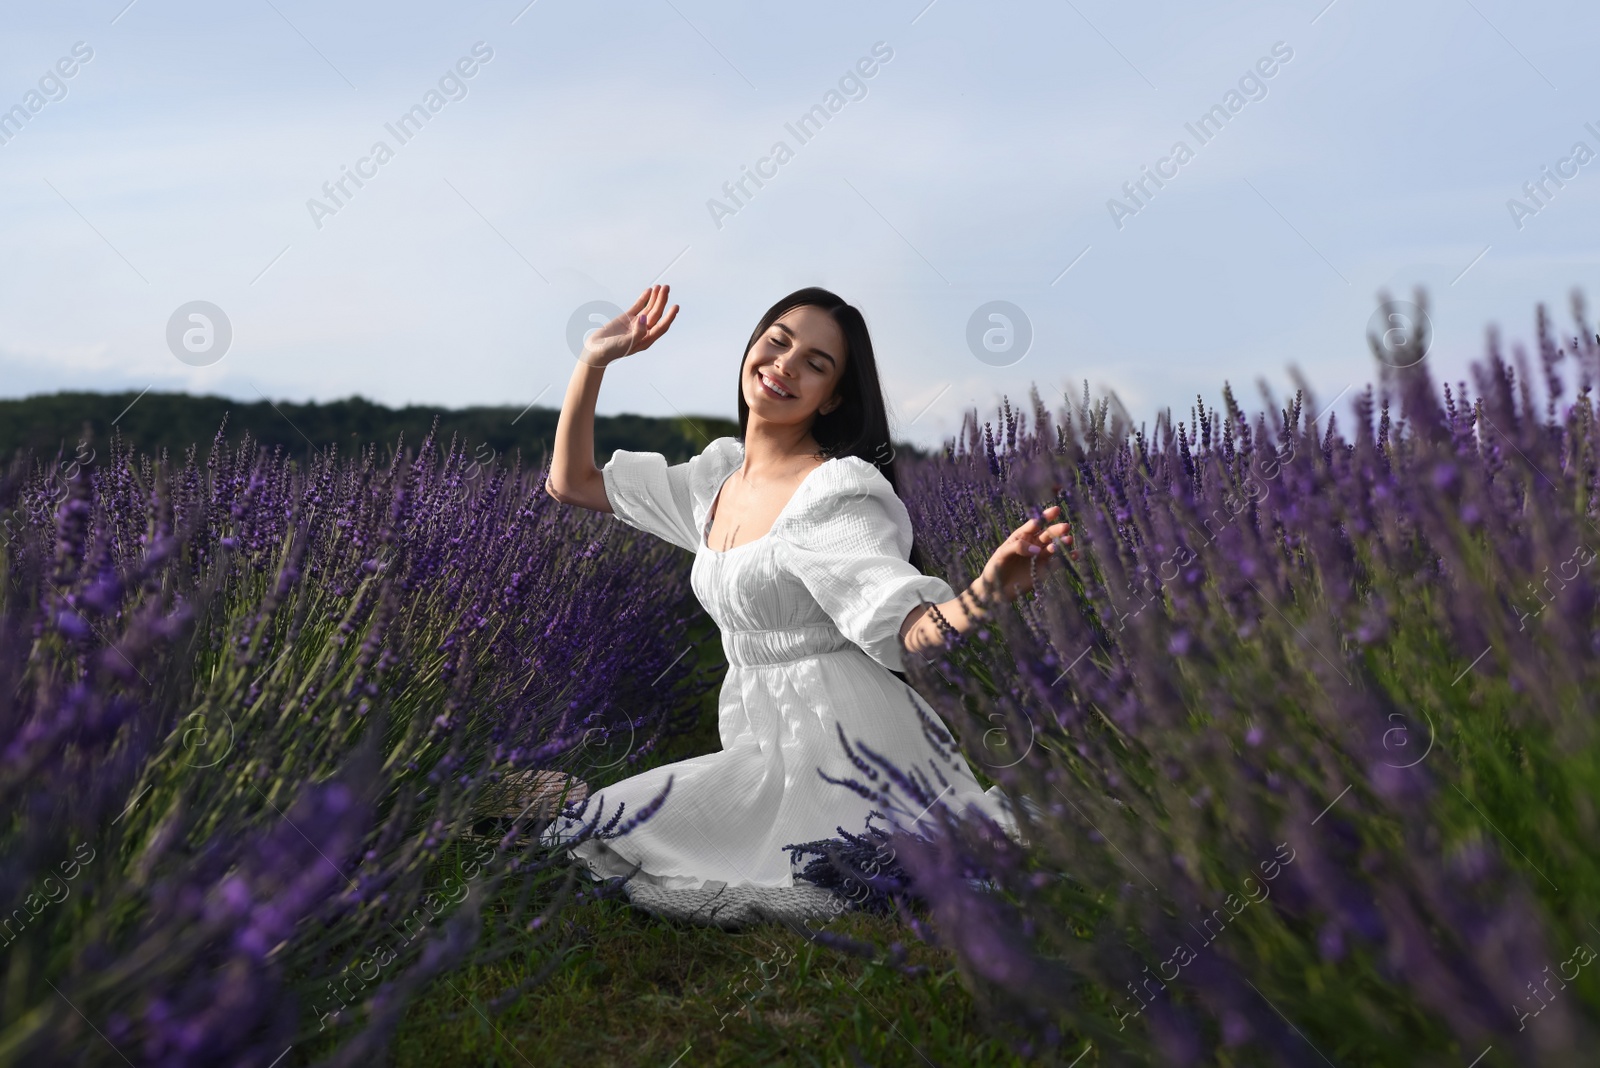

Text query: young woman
(538, 284), (1073, 893)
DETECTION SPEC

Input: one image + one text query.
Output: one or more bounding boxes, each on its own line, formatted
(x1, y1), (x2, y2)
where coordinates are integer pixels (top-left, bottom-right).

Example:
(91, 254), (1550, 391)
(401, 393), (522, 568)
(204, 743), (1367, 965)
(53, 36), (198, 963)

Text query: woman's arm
(544, 284), (679, 511)
(544, 359), (612, 511)
(898, 505), (1073, 660)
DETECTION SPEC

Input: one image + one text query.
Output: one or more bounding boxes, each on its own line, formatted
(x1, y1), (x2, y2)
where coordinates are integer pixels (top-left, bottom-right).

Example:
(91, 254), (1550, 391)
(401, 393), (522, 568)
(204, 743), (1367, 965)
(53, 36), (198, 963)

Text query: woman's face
(742, 304), (847, 430)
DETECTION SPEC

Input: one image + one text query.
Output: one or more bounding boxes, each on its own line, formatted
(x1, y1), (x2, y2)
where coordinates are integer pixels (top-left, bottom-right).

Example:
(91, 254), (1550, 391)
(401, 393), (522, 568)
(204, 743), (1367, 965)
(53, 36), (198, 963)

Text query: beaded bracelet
(923, 599), (962, 644)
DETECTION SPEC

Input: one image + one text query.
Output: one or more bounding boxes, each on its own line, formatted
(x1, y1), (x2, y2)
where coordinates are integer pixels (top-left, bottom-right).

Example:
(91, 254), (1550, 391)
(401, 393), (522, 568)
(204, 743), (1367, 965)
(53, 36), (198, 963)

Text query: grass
(303, 611), (1048, 1067)
(385, 890), (1038, 1068)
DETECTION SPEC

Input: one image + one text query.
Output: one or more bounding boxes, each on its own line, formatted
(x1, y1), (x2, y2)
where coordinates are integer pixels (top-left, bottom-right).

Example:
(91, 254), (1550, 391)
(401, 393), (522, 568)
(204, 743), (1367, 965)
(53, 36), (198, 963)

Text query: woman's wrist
(902, 565), (1012, 658)
(965, 570), (999, 619)
(902, 600), (950, 660)
(926, 600), (964, 642)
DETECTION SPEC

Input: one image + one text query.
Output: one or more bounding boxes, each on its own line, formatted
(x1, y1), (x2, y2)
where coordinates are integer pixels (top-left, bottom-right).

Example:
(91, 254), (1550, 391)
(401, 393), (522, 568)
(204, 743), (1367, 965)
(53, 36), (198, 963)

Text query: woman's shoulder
(681, 436), (743, 507)
(698, 441), (885, 504)
(781, 453), (911, 540)
(694, 436), (744, 477)
(809, 453), (888, 496)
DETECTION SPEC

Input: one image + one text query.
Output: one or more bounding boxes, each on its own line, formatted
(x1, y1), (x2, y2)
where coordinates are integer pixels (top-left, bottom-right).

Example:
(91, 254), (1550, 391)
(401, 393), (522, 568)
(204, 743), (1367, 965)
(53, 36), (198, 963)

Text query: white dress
(541, 436), (1021, 891)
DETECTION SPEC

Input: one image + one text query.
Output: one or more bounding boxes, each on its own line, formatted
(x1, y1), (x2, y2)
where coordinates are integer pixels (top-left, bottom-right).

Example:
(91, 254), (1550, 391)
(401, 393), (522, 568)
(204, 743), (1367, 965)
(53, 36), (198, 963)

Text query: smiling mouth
(756, 370), (796, 400)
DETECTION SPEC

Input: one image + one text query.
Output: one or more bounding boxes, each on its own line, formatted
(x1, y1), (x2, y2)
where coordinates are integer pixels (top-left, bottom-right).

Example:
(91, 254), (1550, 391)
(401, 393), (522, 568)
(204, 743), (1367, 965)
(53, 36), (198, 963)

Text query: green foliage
(0, 391), (741, 467)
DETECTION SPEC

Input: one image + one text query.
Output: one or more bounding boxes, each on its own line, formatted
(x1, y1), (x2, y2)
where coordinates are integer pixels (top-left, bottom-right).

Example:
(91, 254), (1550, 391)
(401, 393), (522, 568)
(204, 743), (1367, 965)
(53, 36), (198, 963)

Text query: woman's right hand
(977, 505), (1075, 602)
(580, 284), (680, 367)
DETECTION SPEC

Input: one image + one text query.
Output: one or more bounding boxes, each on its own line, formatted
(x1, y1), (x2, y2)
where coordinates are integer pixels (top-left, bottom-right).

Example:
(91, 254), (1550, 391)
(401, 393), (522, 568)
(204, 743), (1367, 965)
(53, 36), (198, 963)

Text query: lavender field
(1, 419), (719, 1066)
(870, 295), (1600, 1065)
(6, 295), (1600, 1066)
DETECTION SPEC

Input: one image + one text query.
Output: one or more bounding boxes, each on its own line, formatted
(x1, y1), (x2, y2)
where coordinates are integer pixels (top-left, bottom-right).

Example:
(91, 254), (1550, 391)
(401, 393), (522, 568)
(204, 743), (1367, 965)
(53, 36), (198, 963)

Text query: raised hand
(977, 505), (1075, 602)
(580, 284), (680, 368)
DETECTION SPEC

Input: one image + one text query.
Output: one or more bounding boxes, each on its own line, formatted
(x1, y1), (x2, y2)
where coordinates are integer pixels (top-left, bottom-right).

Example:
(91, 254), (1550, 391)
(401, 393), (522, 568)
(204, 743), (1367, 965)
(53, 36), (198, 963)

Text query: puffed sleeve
(776, 458), (957, 673)
(600, 437), (738, 554)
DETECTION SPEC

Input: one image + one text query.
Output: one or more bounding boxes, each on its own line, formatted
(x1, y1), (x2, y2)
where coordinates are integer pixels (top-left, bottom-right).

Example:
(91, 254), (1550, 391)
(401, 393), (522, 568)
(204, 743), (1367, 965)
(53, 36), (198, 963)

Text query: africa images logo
(706, 41), (894, 230)
(306, 42), (494, 230)
(1505, 119), (1600, 231)
(1106, 41), (1294, 230)
(0, 41), (94, 149)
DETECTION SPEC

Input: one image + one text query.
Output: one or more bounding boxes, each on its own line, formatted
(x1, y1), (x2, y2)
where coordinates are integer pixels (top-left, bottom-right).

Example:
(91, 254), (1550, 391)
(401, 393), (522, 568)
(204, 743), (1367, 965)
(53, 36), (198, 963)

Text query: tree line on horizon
(0, 391), (750, 468)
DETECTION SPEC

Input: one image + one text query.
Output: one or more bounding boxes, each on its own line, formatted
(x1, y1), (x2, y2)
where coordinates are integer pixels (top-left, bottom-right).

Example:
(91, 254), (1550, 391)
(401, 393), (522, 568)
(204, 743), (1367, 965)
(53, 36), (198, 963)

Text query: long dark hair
(735, 287), (932, 575)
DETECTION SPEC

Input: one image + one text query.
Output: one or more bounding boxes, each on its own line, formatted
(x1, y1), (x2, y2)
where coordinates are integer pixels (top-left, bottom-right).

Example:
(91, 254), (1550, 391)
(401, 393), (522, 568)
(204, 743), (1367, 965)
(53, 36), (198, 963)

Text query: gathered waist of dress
(720, 623), (855, 667)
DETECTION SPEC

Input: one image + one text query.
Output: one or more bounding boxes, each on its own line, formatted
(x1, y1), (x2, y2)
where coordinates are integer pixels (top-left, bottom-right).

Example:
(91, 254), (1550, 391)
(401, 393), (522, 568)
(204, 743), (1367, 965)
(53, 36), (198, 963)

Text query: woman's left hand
(978, 505), (1075, 602)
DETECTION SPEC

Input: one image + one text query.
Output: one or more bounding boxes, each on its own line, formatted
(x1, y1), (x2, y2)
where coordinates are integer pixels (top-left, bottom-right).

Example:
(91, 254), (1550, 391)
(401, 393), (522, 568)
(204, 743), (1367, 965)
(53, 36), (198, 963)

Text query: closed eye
(769, 322), (838, 372)
(769, 333), (826, 374)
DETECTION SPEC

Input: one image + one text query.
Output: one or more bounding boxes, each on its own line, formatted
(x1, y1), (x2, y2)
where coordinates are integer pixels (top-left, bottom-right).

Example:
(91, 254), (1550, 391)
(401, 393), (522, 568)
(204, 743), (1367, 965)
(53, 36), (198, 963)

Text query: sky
(2, 0), (1598, 452)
